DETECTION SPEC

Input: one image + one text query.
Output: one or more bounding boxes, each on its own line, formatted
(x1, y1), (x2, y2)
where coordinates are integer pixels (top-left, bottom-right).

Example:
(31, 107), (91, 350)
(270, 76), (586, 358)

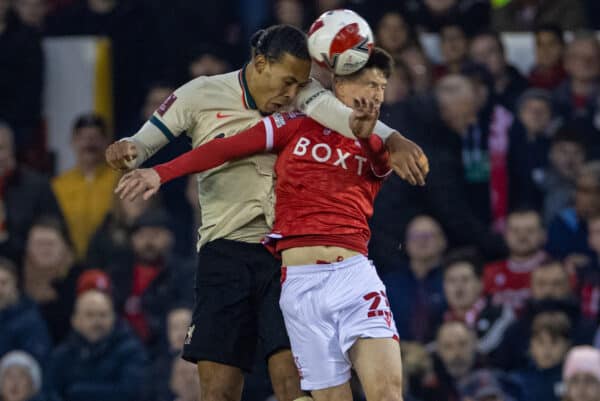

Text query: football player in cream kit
(106, 24), (427, 401)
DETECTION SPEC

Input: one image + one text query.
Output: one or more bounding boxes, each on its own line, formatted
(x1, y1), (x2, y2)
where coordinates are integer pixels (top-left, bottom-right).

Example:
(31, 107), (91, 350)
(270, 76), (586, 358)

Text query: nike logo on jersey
(214, 133), (225, 139)
(216, 112), (232, 119)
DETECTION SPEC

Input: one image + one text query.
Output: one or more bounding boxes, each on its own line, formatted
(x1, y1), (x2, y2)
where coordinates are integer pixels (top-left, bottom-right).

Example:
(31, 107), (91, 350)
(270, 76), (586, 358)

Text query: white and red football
(307, 9), (374, 76)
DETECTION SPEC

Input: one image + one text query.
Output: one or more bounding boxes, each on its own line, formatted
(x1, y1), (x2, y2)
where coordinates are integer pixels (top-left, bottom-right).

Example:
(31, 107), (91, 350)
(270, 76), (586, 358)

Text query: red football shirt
(155, 112), (390, 255)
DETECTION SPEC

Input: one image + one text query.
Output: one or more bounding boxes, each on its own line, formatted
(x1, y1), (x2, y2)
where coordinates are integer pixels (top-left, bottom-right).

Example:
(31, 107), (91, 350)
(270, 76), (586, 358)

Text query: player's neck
(244, 62), (263, 110)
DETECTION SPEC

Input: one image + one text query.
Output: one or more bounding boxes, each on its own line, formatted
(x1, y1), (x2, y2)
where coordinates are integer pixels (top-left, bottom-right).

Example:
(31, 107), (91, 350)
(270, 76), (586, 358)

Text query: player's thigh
(254, 245), (292, 360)
(310, 381), (353, 401)
(182, 240), (257, 372)
(267, 349), (305, 401)
(349, 338), (403, 401)
(197, 361), (244, 401)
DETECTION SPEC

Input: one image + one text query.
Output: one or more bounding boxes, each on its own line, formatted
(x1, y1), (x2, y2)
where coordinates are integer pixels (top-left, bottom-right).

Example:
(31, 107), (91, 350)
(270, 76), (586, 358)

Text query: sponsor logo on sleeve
(157, 94), (177, 116)
(273, 113), (286, 128)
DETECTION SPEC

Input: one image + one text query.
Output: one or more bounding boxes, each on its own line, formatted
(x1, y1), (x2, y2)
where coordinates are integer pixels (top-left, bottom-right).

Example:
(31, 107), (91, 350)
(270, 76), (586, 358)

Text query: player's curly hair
(250, 25), (310, 62)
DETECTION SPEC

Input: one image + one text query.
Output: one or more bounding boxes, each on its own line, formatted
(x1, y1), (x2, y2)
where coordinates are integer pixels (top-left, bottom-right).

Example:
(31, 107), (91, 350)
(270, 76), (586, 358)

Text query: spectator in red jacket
(484, 209), (547, 314)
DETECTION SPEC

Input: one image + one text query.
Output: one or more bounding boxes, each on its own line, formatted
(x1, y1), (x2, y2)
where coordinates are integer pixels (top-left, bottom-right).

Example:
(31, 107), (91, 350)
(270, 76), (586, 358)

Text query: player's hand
(386, 134), (429, 186)
(349, 97), (379, 139)
(105, 140), (138, 171)
(114, 168), (161, 201)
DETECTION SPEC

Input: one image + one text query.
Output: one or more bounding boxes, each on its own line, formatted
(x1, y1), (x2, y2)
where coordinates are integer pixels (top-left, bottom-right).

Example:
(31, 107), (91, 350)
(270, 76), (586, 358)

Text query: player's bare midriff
(281, 246), (360, 266)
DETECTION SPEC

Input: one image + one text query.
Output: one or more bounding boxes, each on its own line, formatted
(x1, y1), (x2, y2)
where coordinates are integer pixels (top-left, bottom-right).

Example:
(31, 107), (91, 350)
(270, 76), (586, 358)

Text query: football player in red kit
(116, 48), (403, 401)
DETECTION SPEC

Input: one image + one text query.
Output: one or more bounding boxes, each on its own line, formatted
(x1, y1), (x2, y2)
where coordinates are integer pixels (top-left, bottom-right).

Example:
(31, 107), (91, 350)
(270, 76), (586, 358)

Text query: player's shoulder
(175, 70), (240, 95)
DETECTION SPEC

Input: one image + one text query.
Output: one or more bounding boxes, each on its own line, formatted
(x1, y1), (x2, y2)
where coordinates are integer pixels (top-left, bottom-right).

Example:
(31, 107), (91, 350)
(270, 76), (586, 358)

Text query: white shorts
(279, 254), (398, 391)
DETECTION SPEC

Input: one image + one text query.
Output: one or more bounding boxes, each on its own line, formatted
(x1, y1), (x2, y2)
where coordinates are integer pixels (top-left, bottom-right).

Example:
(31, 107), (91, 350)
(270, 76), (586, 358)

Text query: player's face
(256, 53), (311, 113)
(335, 68), (387, 110)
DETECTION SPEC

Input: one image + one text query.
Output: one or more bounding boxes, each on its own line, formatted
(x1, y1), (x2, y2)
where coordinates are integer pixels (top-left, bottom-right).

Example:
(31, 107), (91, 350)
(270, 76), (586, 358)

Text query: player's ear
(333, 76), (346, 98)
(254, 54), (268, 74)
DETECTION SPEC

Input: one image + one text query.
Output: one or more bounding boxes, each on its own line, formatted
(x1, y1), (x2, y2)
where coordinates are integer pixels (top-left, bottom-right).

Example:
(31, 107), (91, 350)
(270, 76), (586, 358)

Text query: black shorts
(181, 239), (290, 372)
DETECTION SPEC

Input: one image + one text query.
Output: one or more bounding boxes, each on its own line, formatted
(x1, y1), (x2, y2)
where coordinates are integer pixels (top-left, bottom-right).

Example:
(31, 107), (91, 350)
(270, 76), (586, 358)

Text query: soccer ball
(307, 9), (374, 76)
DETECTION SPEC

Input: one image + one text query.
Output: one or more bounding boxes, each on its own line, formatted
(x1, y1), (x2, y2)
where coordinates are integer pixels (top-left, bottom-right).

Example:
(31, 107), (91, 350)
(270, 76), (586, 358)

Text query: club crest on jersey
(157, 94), (177, 116)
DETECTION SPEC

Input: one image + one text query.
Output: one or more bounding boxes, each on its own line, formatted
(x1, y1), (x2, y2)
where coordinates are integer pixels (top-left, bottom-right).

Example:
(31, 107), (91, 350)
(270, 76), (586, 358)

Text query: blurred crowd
(1, 0), (600, 401)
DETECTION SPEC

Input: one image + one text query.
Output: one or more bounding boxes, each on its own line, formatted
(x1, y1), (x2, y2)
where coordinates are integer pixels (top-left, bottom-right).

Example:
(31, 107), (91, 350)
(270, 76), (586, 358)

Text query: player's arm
(114, 115), (297, 201)
(295, 80), (428, 185)
(105, 79), (203, 171)
(349, 98), (391, 177)
(360, 135), (391, 178)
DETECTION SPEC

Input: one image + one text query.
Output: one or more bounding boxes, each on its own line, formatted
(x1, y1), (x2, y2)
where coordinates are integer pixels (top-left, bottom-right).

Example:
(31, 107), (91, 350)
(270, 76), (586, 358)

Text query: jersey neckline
(238, 64), (258, 110)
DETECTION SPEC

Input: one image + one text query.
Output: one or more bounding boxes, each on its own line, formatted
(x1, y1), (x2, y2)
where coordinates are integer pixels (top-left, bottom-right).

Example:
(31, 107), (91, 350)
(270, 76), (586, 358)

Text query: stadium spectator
(577, 214), (600, 320)
(528, 25), (567, 90)
(52, 114), (118, 261)
(45, 0), (162, 135)
(22, 217), (82, 344)
(431, 321), (482, 401)
(144, 306), (192, 401)
(13, 0), (47, 30)
(496, 259), (596, 370)
(383, 58), (413, 107)
(439, 248), (515, 358)
(105, 210), (193, 346)
(492, 0), (586, 32)
(375, 10), (417, 59)
(553, 33), (600, 122)
(538, 128), (586, 224)
(0, 350), (44, 401)
(0, 257), (51, 361)
(124, 83), (194, 258)
(400, 44), (433, 94)
(508, 89), (554, 210)
(168, 358), (200, 401)
(265, 0), (306, 30)
(458, 369), (518, 401)
(407, 0), (491, 35)
(511, 311), (571, 401)
(46, 290), (147, 401)
(86, 195), (156, 269)
(400, 342), (436, 401)
(75, 269), (111, 296)
(469, 30), (528, 112)
(369, 75), (507, 264)
(483, 209), (547, 313)
(0, 0), (43, 153)
(547, 161), (600, 260)
(562, 346), (600, 401)
(0, 123), (63, 265)
(461, 63), (513, 232)
(433, 23), (469, 81)
(188, 47), (230, 80)
(384, 215), (447, 342)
